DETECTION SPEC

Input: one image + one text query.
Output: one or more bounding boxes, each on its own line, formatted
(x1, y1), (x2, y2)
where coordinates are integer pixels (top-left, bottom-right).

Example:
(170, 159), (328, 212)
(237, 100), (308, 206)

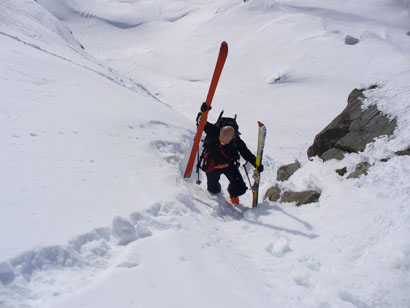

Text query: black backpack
(214, 115), (239, 137)
(196, 110), (240, 175)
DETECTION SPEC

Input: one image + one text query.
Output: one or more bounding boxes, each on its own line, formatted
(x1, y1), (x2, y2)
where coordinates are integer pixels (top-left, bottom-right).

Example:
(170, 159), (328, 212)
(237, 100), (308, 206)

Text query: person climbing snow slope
(200, 103), (264, 204)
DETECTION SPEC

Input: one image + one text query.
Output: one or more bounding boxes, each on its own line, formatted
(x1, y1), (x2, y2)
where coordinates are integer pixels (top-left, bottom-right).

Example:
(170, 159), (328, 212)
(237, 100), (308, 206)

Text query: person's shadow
(243, 202), (319, 239)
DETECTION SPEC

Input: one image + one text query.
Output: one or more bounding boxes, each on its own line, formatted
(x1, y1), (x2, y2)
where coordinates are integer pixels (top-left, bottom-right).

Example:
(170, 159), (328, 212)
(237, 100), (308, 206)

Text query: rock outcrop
(307, 87), (397, 161)
(396, 147), (410, 156)
(264, 185), (281, 202)
(281, 190), (321, 206)
(347, 162), (372, 179)
(264, 185), (321, 206)
(265, 85), (402, 207)
(277, 161), (301, 181)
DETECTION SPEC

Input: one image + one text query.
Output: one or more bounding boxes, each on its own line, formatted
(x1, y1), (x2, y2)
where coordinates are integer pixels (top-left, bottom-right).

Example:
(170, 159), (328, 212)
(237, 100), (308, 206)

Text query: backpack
(214, 115), (239, 137)
(197, 110), (240, 173)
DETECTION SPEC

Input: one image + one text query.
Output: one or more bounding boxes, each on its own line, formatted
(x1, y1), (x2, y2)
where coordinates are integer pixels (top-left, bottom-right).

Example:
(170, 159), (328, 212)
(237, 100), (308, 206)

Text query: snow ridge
(0, 0), (161, 102)
(0, 30), (161, 103)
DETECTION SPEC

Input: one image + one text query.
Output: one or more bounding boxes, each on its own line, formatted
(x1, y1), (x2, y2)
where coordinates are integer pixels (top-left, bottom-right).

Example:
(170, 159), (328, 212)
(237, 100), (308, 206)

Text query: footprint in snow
(112, 216), (152, 246)
(266, 236), (291, 257)
(0, 200), (187, 308)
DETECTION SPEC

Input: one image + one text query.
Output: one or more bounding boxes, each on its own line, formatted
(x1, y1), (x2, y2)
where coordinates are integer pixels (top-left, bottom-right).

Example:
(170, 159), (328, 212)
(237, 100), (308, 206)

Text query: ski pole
(243, 162), (252, 190)
(195, 112), (202, 184)
(196, 148), (201, 184)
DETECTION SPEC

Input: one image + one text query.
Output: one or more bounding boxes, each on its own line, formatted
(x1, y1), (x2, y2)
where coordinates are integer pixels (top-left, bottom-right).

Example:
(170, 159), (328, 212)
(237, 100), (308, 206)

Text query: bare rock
(336, 167), (347, 176)
(281, 190), (321, 206)
(345, 35), (359, 45)
(321, 148), (346, 161)
(396, 147), (410, 156)
(307, 87), (397, 161)
(264, 185), (281, 202)
(347, 162), (372, 179)
(277, 161), (301, 181)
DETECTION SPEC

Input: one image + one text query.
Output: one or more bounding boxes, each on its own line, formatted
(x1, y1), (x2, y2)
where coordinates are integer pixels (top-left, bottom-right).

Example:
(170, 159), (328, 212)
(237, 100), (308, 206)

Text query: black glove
(256, 164), (264, 173)
(200, 102), (211, 112)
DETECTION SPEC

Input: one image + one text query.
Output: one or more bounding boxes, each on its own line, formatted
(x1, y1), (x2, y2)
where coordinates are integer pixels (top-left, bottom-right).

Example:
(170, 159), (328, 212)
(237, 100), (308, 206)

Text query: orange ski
(184, 41), (228, 178)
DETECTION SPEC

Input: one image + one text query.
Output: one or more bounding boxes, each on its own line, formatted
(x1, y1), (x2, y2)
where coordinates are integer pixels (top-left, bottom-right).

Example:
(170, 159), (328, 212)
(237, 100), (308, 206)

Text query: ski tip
(258, 121), (265, 127)
(221, 41), (228, 52)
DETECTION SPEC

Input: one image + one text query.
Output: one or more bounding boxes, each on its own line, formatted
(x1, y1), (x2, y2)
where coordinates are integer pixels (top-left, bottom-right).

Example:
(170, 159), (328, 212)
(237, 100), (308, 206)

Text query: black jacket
(204, 122), (256, 167)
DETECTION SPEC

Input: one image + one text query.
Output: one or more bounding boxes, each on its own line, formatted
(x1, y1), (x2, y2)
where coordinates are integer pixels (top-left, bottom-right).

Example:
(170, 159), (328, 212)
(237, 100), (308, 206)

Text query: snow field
(54, 0), (410, 164)
(1, 0), (410, 307)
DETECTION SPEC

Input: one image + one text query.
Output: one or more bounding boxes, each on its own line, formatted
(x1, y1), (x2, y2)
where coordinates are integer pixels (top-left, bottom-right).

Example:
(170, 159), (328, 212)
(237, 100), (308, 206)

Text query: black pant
(206, 164), (248, 198)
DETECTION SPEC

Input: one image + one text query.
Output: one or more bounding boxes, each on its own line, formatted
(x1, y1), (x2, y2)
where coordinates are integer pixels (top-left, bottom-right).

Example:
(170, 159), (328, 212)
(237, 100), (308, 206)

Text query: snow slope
(0, 0), (192, 259)
(1, 0), (410, 307)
